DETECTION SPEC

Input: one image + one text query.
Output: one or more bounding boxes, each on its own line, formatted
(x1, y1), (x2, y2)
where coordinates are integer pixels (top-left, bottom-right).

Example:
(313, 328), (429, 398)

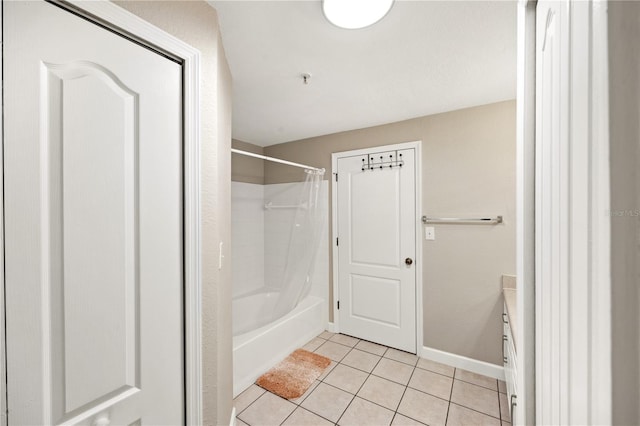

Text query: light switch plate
(425, 226), (435, 240)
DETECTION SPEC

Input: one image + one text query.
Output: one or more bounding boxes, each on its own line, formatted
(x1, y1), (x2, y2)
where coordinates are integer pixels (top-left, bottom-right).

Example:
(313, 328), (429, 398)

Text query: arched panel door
(4, 2), (184, 424)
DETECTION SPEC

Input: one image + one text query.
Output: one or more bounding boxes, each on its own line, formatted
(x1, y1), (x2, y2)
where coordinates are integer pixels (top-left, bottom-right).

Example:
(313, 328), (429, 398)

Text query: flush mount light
(322, 0), (394, 30)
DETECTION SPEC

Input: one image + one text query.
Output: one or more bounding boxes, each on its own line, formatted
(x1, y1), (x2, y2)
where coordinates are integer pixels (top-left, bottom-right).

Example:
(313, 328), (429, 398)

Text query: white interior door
(336, 147), (416, 353)
(4, 1), (184, 424)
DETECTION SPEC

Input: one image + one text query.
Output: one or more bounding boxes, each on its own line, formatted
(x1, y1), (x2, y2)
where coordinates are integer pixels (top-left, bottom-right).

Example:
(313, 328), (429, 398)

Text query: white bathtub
(232, 293), (326, 397)
(233, 291), (282, 337)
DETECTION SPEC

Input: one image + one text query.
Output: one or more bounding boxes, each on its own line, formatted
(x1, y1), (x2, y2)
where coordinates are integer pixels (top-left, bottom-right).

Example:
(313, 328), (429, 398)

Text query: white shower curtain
(271, 168), (326, 322)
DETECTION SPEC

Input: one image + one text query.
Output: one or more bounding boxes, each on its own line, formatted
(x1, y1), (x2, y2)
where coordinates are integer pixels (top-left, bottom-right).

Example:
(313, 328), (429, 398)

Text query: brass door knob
(405, 258), (413, 266)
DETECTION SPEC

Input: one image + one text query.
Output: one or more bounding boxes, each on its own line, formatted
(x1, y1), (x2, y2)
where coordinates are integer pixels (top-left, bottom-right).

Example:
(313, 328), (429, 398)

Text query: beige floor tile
(355, 340), (387, 356)
(303, 337), (326, 352)
(234, 384), (266, 414)
(397, 388), (449, 426)
(391, 413), (427, 425)
(454, 369), (498, 390)
(301, 382), (354, 423)
(408, 367), (453, 400)
(341, 349), (382, 373)
(357, 375), (406, 411)
(235, 419), (249, 426)
(282, 407), (334, 426)
(238, 392), (296, 426)
(498, 380), (507, 394)
(416, 358), (455, 377)
(338, 396), (395, 426)
(446, 403), (501, 426)
(290, 380), (320, 405)
(372, 358), (414, 385)
(315, 340), (352, 362)
(319, 331), (335, 339)
(499, 391), (511, 422)
(502, 422), (512, 426)
(450, 380), (500, 418)
(384, 348), (419, 366)
(318, 360), (337, 380)
(330, 333), (360, 347)
(324, 364), (369, 394)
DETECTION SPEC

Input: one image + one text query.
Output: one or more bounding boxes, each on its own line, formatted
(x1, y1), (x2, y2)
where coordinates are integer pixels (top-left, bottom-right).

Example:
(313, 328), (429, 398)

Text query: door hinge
(337, 301), (340, 310)
(336, 237), (339, 246)
(335, 173), (338, 182)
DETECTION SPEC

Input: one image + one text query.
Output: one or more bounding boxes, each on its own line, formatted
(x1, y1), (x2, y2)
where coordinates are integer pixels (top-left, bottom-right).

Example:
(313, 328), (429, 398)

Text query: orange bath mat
(256, 349), (331, 399)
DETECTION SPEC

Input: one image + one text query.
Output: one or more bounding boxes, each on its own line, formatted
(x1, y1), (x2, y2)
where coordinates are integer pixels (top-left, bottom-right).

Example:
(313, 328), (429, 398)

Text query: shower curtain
(271, 168), (326, 322)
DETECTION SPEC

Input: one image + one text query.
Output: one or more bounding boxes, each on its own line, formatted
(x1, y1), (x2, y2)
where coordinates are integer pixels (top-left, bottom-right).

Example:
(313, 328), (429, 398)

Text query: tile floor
(234, 331), (511, 426)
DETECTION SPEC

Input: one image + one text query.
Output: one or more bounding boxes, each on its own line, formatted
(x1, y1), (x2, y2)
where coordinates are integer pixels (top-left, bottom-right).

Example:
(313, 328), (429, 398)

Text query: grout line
(450, 378), (502, 419)
(414, 363), (456, 380)
(444, 367), (457, 425)
(334, 341), (390, 425)
(277, 402), (299, 425)
(393, 362), (415, 421)
(291, 401), (339, 425)
(448, 401), (503, 421)
(329, 344), (358, 425)
(453, 376), (500, 392)
(299, 406), (337, 426)
(234, 386), (266, 417)
(353, 339), (389, 357)
(390, 412), (399, 425)
(382, 349), (420, 367)
(497, 384), (502, 423)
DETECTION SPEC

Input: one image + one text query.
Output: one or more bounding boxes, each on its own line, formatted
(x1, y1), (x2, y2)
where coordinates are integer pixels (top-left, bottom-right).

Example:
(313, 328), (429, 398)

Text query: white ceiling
(210, 1), (517, 147)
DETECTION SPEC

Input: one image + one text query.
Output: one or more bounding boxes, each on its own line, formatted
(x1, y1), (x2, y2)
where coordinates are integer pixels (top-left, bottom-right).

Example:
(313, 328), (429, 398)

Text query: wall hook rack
(361, 150), (404, 171)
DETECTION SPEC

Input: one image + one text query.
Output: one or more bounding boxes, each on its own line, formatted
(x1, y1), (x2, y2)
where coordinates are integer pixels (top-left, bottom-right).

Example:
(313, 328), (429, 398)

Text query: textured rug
(256, 349), (331, 399)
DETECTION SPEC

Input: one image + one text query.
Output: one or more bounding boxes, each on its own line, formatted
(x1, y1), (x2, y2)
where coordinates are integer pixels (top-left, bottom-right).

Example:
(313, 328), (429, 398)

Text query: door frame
(0, 1), (204, 424)
(331, 140), (423, 354)
(531, 0), (612, 424)
(516, 0), (536, 424)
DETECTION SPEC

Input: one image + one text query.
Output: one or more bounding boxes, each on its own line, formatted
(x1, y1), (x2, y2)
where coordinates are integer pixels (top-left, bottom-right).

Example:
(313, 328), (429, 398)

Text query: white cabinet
(503, 304), (517, 423)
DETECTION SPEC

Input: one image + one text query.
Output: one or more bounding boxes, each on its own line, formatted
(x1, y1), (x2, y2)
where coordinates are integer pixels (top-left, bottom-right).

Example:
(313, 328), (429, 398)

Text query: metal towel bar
(264, 202), (308, 210)
(421, 215), (503, 224)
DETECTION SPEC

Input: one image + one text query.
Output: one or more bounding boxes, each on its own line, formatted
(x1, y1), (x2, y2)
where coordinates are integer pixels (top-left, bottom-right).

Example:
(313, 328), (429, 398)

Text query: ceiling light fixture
(322, 0), (394, 30)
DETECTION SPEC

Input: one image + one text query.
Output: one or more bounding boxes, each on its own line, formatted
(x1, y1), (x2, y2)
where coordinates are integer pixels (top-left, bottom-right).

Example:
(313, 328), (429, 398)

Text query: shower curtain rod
(231, 148), (324, 173)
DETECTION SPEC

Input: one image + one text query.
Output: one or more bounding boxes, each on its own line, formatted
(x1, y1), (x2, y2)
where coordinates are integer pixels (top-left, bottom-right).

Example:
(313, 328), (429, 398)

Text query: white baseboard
(420, 346), (505, 381)
(326, 321), (336, 333)
(229, 407), (236, 426)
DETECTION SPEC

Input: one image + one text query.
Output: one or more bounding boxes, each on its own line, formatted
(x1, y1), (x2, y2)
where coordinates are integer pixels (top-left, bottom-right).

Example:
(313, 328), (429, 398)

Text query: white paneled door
(4, 1), (184, 424)
(336, 148), (416, 353)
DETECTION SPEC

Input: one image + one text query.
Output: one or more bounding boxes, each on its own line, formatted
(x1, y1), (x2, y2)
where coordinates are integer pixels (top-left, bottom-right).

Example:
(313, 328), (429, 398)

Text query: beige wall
(609, 2), (640, 424)
(232, 139), (265, 184)
(113, 2), (233, 424)
(264, 100), (516, 364)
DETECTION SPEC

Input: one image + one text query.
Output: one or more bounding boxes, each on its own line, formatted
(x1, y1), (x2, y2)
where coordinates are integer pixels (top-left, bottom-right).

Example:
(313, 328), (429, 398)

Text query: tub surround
(264, 182), (329, 302)
(231, 180), (329, 304)
(231, 182), (265, 298)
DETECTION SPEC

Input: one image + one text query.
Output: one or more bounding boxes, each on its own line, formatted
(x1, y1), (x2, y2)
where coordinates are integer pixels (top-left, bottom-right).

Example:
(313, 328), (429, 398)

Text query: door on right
(335, 146), (417, 353)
